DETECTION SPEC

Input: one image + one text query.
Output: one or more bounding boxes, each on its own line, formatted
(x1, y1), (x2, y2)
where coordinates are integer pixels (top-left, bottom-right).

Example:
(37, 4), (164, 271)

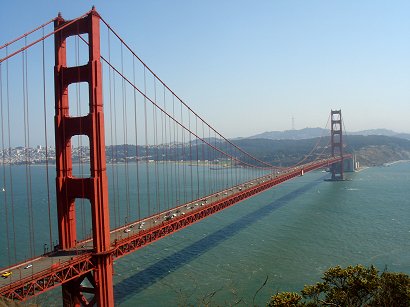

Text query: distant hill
(99, 130), (410, 168)
(349, 129), (410, 140)
(231, 135), (410, 167)
(343, 135), (410, 166)
(101, 134), (410, 167)
(248, 127), (327, 140)
(248, 128), (410, 141)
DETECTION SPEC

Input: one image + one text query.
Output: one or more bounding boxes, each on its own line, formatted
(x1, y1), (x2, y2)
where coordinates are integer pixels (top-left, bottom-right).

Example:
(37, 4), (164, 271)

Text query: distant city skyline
(2, 126), (409, 150)
(1, 0), (409, 146)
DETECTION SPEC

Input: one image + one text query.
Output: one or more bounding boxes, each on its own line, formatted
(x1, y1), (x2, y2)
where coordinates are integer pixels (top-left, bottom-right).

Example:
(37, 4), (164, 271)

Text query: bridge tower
(54, 8), (113, 306)
(330, 110), (344, 180)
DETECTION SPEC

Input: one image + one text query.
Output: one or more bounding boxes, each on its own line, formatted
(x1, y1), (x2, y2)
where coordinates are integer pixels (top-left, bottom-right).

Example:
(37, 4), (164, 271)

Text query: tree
(372, 271), (410, 306)
(267, 292), (303, 307)
(268, 265), (410, 307)
(301, 265), (380, 306)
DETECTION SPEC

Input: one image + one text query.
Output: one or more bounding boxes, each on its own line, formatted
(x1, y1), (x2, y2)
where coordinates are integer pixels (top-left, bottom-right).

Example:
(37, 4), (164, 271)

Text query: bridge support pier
(55, 8), (113, 306)
(330, 110), (344, 181)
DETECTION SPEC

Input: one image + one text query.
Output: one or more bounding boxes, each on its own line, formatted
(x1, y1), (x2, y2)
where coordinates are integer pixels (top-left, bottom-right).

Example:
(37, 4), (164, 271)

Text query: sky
(1, 0), (410, 141)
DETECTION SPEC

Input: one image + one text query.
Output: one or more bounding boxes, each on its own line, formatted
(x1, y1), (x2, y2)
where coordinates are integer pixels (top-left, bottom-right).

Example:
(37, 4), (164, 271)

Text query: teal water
(0, 163), (266, 265)
(2, 162), (410, 306)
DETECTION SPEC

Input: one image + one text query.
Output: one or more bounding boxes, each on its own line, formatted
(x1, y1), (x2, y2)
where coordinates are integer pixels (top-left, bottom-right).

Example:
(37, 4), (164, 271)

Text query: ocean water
(2, 162), (410, 306)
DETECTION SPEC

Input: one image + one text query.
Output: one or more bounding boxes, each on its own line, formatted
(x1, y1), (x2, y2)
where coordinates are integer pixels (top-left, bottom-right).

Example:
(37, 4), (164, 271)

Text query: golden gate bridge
(0, 8), (351, 306)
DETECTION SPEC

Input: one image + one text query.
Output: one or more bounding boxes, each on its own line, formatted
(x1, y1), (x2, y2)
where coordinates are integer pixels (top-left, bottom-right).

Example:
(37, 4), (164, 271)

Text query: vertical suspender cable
(175, 97), (181, 206)
(188, 111), (193, 201)
(180, 104), (187, 203)
(113, 70), (120, 226)
(143, 67), (151, 216)
(22, 45), (30, 257)
(22, 38), (35, 257)
(213, 130), (218, 192)
(225, 138), (228, 189)
(207, 125), (211, 195)
(6, 47), (17, 262)
(132, 56), (141, 220)
(195, 116), (200, 199)
(27, 40), (35, 256)
(162, 86), (169, 210)
(202, 121), (206, 197)
(235, 146), (238, 186)
(169, 96), (174, 208)
(121, 42), (131, 223)
(42, 26), (53, 248)
(107, 29), (117, 228)
(153, 78), (160, 214)
(203, 120), (207, 196)
(0, 61), (11, 265)
(172, 95), (178, 206)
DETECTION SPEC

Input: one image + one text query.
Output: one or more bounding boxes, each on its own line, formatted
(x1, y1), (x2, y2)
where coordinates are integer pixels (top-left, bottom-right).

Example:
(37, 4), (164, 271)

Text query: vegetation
(233, 135), (410, 167)
(0, 297), (38, 307)
(268, 265), (410, 307)
(103, 134), (410, 167)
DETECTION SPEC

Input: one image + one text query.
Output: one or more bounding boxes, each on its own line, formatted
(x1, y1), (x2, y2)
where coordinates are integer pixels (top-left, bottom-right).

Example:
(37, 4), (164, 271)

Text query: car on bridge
(1, 271), (12, 278)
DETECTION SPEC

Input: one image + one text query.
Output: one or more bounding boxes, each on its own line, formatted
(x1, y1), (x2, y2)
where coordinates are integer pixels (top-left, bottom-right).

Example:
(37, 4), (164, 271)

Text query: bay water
(2, 162), (409, 306)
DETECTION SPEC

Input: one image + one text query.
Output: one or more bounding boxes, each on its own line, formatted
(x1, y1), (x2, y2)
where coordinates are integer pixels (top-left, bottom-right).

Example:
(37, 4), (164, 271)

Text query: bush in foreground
(268, 265), (410, 307)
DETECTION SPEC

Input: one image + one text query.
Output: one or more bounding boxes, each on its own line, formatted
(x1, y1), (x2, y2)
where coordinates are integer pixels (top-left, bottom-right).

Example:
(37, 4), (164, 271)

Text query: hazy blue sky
(1, 1), (410, 139)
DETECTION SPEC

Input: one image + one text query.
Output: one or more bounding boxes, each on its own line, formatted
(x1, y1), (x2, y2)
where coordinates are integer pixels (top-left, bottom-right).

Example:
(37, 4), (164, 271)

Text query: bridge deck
(0, 156), (348, 301)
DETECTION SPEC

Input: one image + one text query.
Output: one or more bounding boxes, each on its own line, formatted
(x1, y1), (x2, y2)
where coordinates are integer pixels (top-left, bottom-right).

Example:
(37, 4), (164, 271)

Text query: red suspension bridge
(0, 8), (351, 306)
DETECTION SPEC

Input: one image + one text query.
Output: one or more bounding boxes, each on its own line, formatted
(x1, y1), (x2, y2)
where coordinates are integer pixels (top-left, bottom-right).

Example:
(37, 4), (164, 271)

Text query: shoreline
(382, 160), (410, 167)
(354, 159), (410, 172)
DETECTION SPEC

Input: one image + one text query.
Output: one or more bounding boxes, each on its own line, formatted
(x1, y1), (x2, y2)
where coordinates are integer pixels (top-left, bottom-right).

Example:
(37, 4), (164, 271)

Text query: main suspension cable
(0, 10), (92, 63)
(0, 17), (56, 50)
(98, 15), (278, 170)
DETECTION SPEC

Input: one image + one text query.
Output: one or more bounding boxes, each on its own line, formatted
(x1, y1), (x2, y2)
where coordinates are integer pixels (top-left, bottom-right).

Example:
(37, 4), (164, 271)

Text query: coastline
(354, 159), (410, 172)
(382, 159), (410, 167)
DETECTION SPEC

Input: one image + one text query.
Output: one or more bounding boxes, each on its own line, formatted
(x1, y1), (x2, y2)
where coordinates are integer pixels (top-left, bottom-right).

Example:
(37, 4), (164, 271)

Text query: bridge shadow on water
(114, 176), (324, 303)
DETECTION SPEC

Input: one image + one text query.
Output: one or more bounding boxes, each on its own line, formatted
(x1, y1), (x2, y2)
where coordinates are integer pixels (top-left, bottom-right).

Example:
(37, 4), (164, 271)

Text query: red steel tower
(54, 8), (113, 306)
(330, 110), (344, 180)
